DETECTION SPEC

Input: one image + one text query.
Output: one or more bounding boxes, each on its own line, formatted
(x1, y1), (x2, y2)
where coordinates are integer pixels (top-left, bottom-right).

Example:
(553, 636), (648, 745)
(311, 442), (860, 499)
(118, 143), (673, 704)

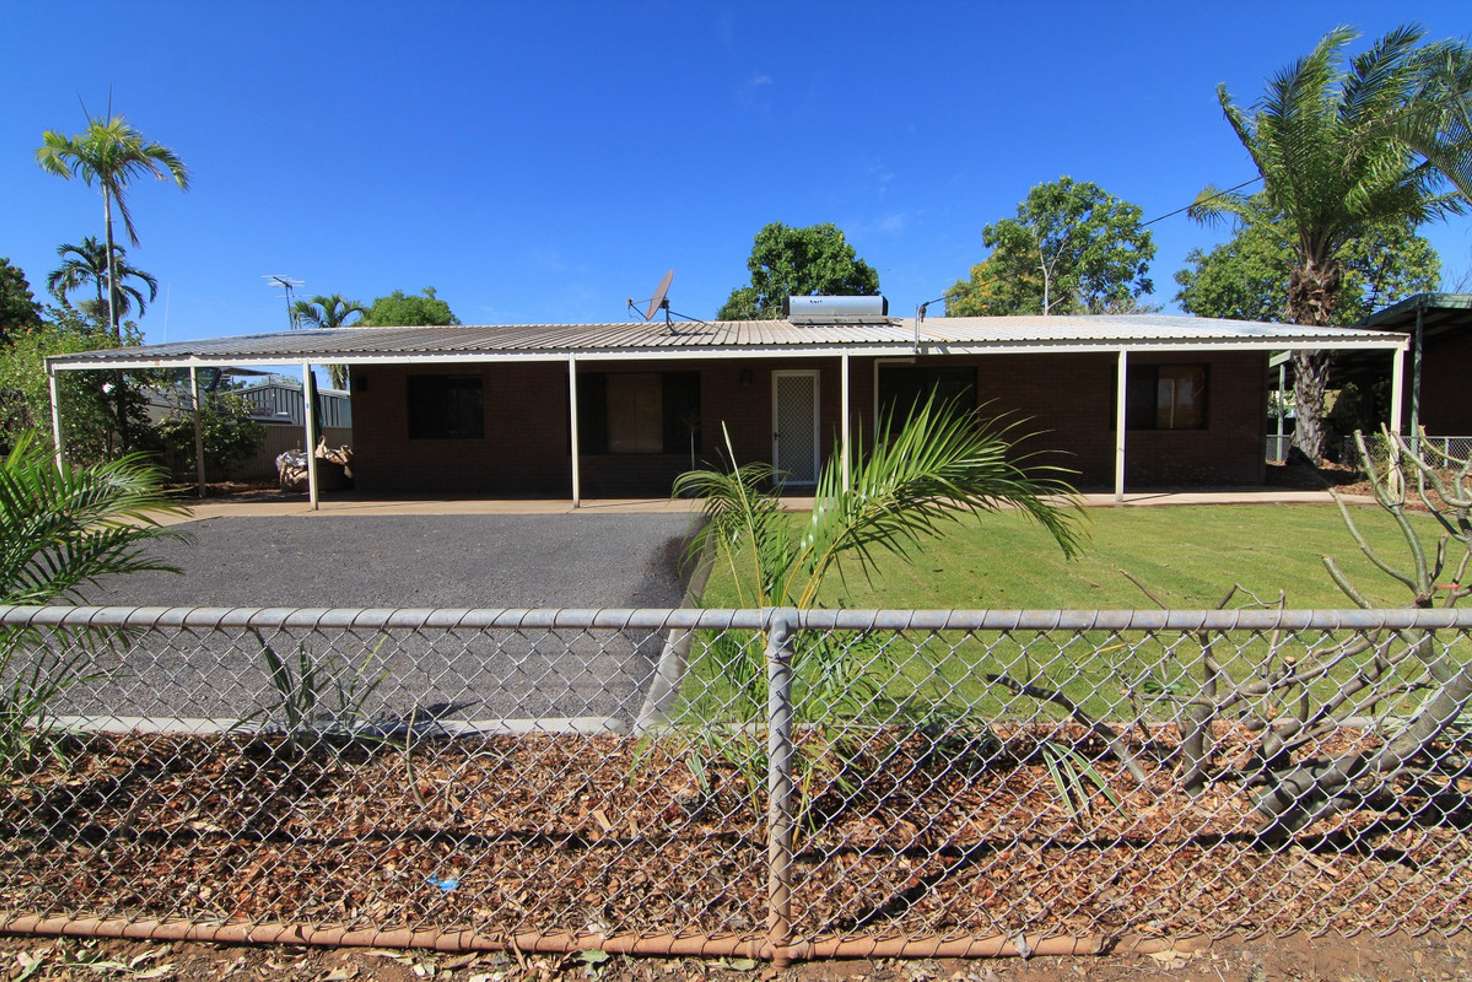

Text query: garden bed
(1, 725), (1467, 950)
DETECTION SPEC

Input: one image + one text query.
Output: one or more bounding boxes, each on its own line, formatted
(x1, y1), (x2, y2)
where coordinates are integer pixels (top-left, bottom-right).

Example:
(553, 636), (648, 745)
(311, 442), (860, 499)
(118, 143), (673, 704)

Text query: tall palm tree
(36, 113), (188, 344)
(47, 237), (158, 322)
(292, 294), (366, 388)
(1192, 26), (1471, 461)
(37, 111), (187, 454)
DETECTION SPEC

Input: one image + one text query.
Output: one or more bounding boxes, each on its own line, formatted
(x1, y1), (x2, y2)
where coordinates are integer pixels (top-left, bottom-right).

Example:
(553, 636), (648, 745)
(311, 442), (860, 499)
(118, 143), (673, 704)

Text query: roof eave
(46, 334), (1408, 372)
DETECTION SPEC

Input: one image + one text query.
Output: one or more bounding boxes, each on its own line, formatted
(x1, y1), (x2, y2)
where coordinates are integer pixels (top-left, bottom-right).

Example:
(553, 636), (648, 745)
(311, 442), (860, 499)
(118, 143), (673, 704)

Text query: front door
(771, 370), (820, 486)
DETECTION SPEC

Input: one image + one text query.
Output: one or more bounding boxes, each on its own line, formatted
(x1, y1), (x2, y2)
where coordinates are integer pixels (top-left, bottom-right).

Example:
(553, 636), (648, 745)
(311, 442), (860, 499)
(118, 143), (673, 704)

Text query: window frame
(406, 373), (486, 440)
(577, 370), (702, 456)
(1121, 362), (1210, 432)
(874, 361), (979, 434)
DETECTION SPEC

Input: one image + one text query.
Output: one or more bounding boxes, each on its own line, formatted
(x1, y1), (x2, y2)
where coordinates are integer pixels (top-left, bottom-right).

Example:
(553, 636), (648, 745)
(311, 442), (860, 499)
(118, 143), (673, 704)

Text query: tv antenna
(626, 269), (705, 334)
(264, 274), (305, 330)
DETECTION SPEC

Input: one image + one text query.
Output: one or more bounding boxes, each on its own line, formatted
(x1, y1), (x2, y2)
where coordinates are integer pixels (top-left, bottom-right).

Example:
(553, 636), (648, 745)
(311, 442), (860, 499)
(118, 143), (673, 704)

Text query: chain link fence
(1337, 434), (1472, 466)
(1, 605), (1470, 962)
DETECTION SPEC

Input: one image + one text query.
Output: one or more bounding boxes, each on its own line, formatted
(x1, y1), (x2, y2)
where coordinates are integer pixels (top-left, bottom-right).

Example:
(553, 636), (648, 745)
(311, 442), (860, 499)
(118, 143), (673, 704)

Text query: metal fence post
(765, 609), (797, 967)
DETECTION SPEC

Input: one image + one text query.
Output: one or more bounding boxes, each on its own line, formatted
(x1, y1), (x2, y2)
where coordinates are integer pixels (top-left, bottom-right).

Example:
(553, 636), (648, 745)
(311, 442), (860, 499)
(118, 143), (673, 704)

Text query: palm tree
(46, 237), (158, 322)
(36, 113), (188, 344)
(292, 294), (367, 388)
(663, 399), (1081, 824)
(0, 433), (186, 769)
(1192, 26), (1471, 461)
(676, 397), (1081, 613)
(0, 433), (186, 605)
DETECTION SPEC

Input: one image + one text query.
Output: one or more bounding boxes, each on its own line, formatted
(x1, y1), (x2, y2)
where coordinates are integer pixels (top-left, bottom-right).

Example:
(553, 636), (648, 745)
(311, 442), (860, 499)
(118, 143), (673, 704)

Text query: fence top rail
(3, 605), (1471, 632)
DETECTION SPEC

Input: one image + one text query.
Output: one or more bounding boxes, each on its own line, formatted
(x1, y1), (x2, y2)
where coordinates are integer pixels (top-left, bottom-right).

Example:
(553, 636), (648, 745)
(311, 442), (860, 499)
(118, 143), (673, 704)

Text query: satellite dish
(644, 269), (674, 322)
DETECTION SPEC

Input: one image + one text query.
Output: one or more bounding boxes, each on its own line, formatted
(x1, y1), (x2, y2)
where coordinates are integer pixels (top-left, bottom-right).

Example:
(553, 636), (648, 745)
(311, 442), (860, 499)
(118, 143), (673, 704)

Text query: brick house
(47, 310), (1408, 506)
(1360, 293), (1472, 437)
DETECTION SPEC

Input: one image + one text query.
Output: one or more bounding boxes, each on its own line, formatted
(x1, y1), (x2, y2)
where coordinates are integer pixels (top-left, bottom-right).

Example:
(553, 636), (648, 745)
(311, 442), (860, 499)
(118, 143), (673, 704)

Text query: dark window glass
(878, 364), (977, 429)
(577, 372), (700, 454)
(407, 375), (484, 439)
(1122, 364), (1209, 430)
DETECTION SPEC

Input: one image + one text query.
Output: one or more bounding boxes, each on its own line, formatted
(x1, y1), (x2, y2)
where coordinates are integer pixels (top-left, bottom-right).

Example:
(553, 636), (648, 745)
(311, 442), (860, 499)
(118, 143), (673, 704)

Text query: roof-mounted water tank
(783, 295), (890, 324)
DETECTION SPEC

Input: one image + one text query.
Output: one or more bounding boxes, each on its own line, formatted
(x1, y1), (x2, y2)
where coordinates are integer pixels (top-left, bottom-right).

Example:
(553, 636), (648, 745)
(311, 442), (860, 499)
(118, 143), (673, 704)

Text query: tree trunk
(1254, 629), (1472, 840)
(1286, 257), (1341, 463)
(102, 188), (129, 455)
(1290, 350), (1331, 461)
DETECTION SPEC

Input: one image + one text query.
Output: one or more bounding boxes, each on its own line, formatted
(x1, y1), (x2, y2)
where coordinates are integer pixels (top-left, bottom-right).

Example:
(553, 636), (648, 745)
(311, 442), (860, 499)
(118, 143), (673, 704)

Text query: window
(1125, 364), (1208, 430)
(407, 374), (484, 439)
(877, 364), (977, 428)
(578, 372), (701, 454)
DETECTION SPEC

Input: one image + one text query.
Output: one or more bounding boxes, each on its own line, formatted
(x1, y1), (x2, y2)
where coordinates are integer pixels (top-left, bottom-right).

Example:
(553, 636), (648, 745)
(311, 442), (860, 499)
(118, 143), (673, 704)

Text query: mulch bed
(1265, 458), (1464, 511)
(1, 725), (1468, 951)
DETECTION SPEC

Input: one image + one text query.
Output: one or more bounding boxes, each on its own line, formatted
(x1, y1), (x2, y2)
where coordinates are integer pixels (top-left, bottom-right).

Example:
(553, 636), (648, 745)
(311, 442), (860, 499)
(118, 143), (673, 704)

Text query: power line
(1140, 176), (1262, 227)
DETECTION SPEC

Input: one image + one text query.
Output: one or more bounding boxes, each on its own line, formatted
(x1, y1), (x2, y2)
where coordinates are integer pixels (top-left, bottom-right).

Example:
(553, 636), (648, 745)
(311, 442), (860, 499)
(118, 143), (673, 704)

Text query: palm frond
(0, 433), (190, 605)
(786, 396), (1082, 607)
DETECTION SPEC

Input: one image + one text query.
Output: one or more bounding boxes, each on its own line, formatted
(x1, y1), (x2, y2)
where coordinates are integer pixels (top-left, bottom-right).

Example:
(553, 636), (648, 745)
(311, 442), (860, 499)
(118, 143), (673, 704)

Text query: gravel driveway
(64, 515), (705, 728)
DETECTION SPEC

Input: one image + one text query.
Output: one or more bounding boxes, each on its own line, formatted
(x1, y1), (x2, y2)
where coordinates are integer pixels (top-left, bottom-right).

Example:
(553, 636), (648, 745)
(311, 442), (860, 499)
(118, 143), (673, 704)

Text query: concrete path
(149, 488), (1347, 526)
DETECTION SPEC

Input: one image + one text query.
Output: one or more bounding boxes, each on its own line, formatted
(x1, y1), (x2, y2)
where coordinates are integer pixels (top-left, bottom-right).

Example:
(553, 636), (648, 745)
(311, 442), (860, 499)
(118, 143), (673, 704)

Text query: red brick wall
(350, 358), (847, 496)
(846, 351), (1268, 488)
(350, 362), (571, 495)
(1419, 331), (1472, 435)
(349, 351), (1267, 496)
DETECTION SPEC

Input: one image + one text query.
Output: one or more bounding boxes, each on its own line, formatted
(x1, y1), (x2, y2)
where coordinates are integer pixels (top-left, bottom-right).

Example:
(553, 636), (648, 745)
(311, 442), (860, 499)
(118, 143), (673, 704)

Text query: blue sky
(4, 0), (1471, 348)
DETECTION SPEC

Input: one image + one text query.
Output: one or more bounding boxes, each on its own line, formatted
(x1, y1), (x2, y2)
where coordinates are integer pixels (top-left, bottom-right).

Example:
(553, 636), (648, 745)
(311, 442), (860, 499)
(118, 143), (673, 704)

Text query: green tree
(361, 287), (458, 327)
(946, 177), (1155, 317)
(1175, 207), (1442, 324)
(717, 222), (879, 320)
(155, 391), (265, 479)
(0, 259), (43, 341)
(46, 237), (158, 322)
(0, 311), (150, 463)
(292, 294), (367, 388)
(1193, 25), (1471, 461)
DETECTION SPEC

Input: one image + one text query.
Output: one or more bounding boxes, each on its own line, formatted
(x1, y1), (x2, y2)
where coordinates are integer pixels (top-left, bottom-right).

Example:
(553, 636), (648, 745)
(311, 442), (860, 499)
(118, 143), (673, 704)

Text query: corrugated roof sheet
(48, 314), (1404, 367)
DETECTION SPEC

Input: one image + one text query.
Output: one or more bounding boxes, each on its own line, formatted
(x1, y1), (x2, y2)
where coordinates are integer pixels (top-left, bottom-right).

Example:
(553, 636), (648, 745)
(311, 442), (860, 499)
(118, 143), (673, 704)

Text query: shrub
(155, 391), (266, 479)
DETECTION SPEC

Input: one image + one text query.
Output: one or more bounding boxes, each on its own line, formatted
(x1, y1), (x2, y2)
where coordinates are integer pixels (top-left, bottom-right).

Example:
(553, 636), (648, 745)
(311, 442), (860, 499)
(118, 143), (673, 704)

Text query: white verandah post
(840, 353), (851, 490)
(1390, 343), (1406, 439)
(1276, 361), (1287, 461)
(301, 363), (320, 510)
(568, 355), (581, 508)
(47, 364), (65, 471)
(1114, 349), (1127, 503)
(189, 365), (207, 498)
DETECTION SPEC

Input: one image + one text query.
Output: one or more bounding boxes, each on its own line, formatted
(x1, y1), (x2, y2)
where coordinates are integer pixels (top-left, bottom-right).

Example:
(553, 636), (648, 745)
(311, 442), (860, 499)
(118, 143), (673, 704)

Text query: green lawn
(699, 503), (1443, 609)
(682, 504), (1456, 723)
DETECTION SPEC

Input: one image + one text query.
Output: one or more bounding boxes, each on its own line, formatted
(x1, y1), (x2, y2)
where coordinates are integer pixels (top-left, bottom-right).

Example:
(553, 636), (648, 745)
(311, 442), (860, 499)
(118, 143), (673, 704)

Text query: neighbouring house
(44, 305), (1408, 505)
(237, 375), (352, 429)
(133, 370), (354, 483)
(1360, 293), (1472, 439)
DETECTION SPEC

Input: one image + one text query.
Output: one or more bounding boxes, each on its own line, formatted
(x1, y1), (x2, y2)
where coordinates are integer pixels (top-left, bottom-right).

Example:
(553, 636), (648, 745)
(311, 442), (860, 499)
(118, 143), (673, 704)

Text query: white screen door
(772, 370), (820, 485)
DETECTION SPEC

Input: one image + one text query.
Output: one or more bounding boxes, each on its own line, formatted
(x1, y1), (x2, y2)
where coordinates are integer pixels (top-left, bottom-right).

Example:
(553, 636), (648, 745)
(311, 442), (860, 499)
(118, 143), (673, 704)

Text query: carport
(46, 313), (1410, 506)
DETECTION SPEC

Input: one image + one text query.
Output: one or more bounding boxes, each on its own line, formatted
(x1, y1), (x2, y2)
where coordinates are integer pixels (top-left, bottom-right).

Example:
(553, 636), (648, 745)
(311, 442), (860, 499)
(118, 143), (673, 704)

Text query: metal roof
(47, 314), (1406, 370)
(1361, 292), (1472, 340)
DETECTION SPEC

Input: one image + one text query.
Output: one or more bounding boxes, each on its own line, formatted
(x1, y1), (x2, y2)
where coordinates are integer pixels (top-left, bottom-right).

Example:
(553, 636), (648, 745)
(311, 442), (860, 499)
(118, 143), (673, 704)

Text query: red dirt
(2, 725), (1467, 960)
